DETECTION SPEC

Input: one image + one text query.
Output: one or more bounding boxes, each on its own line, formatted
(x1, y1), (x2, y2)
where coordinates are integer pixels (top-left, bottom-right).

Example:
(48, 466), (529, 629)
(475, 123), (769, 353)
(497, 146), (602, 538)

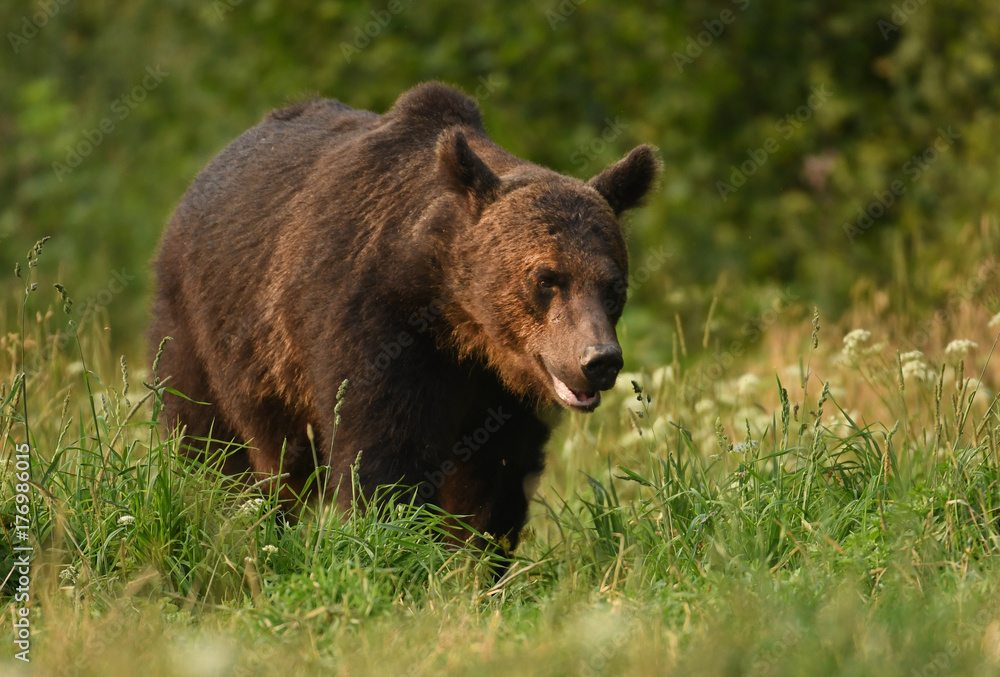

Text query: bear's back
(175, 99), (378, 220)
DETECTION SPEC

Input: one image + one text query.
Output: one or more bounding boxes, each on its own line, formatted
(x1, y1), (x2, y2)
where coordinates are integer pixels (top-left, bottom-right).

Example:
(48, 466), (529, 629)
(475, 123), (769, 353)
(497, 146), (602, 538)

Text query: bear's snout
(579, 343), (623, 391)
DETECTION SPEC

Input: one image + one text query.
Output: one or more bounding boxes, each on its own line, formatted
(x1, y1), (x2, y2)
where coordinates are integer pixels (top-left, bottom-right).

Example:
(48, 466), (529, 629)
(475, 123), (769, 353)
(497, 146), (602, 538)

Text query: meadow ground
(3, 240), (1000, 677)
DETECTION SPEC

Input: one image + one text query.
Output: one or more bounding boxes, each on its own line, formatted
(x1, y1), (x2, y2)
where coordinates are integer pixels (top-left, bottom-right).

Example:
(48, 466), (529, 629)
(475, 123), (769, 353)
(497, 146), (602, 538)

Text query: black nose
(579, 344), (624, 390)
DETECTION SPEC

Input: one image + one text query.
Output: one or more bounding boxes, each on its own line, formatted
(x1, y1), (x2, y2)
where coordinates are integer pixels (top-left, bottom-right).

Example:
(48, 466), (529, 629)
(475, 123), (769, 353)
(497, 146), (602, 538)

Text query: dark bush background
(3, 0), (999, 365)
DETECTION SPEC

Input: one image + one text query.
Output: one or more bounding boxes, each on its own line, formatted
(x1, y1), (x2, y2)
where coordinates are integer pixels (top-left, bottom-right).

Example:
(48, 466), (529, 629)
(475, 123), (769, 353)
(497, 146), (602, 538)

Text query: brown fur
(149, 82), (659, 552)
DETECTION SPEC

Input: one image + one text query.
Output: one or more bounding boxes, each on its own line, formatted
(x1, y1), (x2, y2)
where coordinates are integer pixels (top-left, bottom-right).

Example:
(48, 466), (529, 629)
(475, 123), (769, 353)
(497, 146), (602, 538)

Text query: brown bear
(149, 82), (659, 553)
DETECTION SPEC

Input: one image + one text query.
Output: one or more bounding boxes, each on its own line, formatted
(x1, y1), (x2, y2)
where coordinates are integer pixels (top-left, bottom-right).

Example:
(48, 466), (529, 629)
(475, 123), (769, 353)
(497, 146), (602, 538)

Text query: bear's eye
(533, 268), (561, 293)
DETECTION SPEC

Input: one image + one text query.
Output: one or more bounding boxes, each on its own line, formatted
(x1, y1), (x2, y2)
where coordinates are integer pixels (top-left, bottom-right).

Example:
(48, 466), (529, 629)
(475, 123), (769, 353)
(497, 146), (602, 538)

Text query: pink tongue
(551, 372), (601, 407)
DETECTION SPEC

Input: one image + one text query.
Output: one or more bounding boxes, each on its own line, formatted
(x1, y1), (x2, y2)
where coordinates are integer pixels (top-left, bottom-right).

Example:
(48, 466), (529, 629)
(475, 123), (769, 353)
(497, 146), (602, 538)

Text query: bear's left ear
(588, 145), (661, 216)
(436, 129), (501, 206)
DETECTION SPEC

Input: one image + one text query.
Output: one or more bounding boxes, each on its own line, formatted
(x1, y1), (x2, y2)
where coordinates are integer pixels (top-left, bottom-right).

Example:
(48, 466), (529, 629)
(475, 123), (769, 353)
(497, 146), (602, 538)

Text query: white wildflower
(694, 399), (717, 415)
(262, 545), (278, 555)
(236, 497), (266, 517)
(901, 359), (936, 386)
(841, 329), (884, 363)
(899, 350), (924, 364)
(945, 339), (977, 363)
(957, 377), (985, 405)
(843, 329), (871, 351)
(651, 365), (674, 388)
(59, 564), (77, 583)
(736, 373), (760, 397)
(989, 312), (1000, 328)
(117, 515), (135, 526)
(961, 377), (981, 393)
(732, 440), (759, 455)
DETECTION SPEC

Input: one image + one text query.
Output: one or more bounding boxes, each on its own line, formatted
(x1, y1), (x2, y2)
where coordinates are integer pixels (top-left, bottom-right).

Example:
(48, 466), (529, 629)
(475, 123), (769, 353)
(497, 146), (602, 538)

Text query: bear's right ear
(436, 129), (500, 206)
(588, 145), (661, 216)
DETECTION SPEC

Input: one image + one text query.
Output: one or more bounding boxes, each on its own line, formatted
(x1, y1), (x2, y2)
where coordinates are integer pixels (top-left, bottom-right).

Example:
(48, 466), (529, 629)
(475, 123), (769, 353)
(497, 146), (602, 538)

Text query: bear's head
(438, 130), (660, 411)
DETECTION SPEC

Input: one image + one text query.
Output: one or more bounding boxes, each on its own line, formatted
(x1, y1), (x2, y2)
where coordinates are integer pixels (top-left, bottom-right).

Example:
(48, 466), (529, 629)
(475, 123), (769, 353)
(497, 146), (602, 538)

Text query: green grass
(4, 245), (1000, 676)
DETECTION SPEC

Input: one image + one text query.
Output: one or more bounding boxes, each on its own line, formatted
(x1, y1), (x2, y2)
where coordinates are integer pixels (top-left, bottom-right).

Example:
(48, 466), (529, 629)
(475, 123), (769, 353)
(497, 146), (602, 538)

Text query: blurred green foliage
(2, 0), (999, 362)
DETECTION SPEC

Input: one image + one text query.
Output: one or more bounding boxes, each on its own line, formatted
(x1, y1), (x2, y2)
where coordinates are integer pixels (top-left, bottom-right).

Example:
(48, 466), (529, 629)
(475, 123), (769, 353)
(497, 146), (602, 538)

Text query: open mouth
(549, 370), (601, 411)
